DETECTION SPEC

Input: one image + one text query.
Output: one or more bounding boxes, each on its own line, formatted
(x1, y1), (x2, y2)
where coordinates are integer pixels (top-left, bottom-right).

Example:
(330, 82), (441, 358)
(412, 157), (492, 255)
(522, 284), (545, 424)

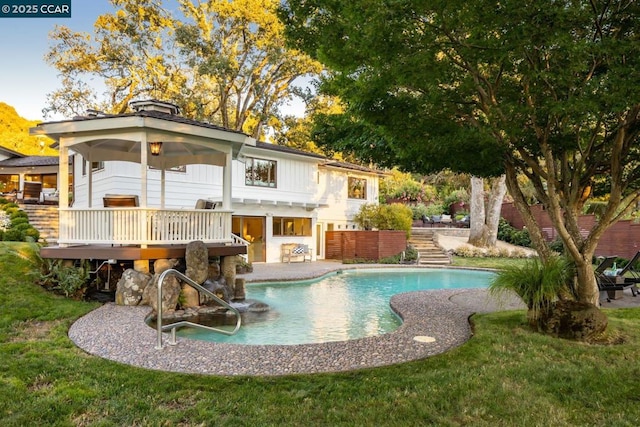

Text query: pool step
(408, 229), (451, 265)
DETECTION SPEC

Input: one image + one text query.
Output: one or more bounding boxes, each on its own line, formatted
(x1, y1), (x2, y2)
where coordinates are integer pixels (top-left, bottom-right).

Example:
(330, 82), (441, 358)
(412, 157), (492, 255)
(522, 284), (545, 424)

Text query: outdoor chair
(594, 256), (637, 302)
(18, 181), (42, 204)
(195, 199), (217, 209)
(615, 251), (640, 296)
(103, 194), (139, 207)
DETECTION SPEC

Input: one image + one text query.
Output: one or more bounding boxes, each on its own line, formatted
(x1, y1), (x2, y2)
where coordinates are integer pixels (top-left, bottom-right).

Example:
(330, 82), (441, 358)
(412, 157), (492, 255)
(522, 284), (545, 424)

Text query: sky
(0, 0), (306, 122)
(0, 1), (114, 121)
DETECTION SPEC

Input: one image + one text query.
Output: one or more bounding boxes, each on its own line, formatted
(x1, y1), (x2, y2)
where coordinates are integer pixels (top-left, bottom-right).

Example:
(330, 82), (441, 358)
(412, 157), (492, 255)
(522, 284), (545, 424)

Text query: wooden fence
(501, 202), (640, 260)
(325, 230), (407, 261)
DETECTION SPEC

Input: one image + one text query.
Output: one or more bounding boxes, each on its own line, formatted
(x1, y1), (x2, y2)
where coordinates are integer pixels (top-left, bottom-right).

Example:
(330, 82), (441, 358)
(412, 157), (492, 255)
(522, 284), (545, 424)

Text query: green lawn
(2, 243), (640, 426)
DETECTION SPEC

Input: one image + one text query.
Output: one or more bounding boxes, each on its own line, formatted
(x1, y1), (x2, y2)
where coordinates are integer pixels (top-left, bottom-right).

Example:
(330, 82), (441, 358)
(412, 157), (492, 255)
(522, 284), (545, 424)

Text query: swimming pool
(178, 268), (494, 345)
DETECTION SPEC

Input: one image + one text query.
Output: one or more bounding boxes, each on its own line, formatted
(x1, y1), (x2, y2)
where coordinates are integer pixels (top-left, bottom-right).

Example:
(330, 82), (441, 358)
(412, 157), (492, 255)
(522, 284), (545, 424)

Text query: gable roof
(0, 156), (59, 168)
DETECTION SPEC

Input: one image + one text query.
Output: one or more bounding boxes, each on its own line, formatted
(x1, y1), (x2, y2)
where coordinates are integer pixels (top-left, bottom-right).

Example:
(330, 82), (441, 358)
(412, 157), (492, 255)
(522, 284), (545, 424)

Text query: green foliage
(497, 219), (532, 248)
(37, 258), (90, 298)
(45, 0), (321, 141)
(282, 0), (640, 302)
(3, 247), (640, 424)
(10, 210), (28, 220)
(0, 102), (57, 155)
(489, 256), (573, 327)
(409, 203), (429, 220)
(353, 203), (412, 237)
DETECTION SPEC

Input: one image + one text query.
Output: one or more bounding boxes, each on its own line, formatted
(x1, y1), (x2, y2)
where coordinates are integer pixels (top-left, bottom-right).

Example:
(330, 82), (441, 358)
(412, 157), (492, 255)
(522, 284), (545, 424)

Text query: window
(273, 217), (312, 236)
(0, 174), (19, 192)
(348, 177), (367, 199)
(25, 174), (57, 189)
(82, 160), (104, 176)
(245, 157), (276, 187)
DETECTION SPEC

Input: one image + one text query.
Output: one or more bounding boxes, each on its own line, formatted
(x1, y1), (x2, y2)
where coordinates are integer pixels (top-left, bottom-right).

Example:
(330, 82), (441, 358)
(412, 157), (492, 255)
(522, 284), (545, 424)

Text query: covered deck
(31, 100), (254, 262)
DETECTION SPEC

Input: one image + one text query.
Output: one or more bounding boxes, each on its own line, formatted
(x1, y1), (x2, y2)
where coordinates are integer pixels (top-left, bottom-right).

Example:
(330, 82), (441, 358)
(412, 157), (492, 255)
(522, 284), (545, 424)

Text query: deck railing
(58, 208), (232, 246)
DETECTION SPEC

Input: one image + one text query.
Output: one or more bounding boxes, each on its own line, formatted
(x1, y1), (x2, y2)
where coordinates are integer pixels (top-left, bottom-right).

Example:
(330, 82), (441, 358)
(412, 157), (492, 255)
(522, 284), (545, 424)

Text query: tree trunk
(468, 175), (507, 247)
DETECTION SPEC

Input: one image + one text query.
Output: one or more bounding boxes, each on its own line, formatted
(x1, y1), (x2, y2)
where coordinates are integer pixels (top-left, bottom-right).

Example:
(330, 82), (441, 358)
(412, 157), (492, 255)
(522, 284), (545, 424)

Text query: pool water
(178, 268), (494, 345)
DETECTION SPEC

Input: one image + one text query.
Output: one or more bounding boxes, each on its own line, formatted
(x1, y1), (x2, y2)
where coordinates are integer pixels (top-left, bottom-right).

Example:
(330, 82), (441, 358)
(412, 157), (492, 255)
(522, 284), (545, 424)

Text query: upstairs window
(245, 157), (276, 188)
(82, 161), (104, 176)
(348, 177), (367, 199)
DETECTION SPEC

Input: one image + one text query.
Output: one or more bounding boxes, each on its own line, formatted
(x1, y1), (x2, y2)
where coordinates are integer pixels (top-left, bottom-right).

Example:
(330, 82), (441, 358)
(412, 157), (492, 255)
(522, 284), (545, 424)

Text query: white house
(31, 100), (381, 264)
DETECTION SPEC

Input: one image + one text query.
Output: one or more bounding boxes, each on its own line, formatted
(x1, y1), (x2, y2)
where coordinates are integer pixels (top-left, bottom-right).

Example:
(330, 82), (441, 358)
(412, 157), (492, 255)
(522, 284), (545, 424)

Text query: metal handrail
(155, 268), (241, 349)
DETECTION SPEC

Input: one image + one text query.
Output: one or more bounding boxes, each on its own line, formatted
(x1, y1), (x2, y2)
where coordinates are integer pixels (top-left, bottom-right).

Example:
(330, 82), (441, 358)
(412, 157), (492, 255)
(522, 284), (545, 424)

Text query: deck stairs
(409, 228), (450, 265)
(19, 204), (59, 244)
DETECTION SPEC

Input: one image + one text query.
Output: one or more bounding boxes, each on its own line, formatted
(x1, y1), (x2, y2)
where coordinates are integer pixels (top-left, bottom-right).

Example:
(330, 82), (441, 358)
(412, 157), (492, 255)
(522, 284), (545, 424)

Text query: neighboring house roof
(0, 156), (59, 168)
(0, 146), (25, 159)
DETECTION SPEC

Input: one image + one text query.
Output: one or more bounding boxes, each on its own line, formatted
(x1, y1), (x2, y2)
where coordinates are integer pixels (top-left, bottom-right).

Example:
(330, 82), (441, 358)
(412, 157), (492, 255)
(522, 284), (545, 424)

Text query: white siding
(73, 147), (379, 262)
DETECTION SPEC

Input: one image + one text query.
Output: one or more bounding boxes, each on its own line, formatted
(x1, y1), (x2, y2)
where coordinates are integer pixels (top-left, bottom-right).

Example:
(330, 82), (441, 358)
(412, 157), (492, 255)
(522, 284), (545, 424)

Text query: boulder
(185, 241), (209, 284)
(539, 300), (608, 340)
(154, 258), (178, 275)
(181, 283), (201, 308)
(115, 268), (152, 306)
(143, 274), (181, 313)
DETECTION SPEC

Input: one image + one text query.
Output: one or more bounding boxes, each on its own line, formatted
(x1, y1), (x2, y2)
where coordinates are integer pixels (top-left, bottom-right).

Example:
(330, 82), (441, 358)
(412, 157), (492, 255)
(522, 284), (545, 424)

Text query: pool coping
(68, 266), (517, 376)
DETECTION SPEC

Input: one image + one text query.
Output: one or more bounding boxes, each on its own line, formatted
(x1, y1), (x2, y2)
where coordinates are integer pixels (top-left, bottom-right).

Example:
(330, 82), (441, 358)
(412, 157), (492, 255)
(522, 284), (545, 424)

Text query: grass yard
(1, 242), (640, 426)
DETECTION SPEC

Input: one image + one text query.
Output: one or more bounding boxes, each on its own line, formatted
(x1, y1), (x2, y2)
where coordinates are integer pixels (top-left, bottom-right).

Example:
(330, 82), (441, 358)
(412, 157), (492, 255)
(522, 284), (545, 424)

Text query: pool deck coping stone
(68, 260), (639, 377)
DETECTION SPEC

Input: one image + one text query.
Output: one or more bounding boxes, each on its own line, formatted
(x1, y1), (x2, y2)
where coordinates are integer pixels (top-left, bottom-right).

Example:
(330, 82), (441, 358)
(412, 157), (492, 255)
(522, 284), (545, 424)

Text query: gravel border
(68, 283), (516, 376)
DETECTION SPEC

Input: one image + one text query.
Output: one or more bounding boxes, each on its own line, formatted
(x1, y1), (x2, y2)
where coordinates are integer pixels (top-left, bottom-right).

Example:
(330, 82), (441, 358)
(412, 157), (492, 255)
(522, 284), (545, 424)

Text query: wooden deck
(40, 243), (247, 261)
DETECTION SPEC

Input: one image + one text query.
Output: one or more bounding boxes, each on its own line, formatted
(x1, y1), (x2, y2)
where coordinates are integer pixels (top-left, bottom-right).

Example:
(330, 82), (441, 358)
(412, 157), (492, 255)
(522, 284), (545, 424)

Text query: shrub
(497, 218), (532, 248)
(10, 217), (30, 228)
(3, 228), (24, 241)
(489, 255), (572, 328)
(354, 203), (413, 237)
(38, 259), (90, 298)
(410, 203), (430, 220)
(10, 210), (29, 221)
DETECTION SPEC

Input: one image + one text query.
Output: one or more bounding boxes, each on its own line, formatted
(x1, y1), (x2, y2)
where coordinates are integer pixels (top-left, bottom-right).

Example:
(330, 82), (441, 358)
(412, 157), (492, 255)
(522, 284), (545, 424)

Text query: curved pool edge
(68, 287), (502, 377)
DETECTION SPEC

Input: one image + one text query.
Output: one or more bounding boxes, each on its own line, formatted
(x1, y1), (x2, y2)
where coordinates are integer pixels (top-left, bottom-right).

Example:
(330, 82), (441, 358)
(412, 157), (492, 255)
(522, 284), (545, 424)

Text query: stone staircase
(409, 228), (450, 265)
(20, 204), (59, 244)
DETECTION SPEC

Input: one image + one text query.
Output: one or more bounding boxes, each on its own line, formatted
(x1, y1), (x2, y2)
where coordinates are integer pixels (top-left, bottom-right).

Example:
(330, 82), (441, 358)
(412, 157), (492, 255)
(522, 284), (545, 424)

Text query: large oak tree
(45, 0), (322, 140)
(282, 0), (640, 305)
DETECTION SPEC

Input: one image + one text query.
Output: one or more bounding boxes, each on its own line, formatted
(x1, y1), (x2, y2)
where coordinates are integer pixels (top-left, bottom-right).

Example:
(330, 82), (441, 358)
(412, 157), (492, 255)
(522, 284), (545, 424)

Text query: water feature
(177, 268), (494, 345)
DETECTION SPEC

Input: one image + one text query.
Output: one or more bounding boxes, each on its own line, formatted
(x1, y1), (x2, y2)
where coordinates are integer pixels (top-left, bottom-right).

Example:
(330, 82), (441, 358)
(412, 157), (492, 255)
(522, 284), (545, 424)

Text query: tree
(282, 0), (640, 306)
(45, 0), (322, 140)
(0, 103), (56, 156)
(468, 176), (507, 248)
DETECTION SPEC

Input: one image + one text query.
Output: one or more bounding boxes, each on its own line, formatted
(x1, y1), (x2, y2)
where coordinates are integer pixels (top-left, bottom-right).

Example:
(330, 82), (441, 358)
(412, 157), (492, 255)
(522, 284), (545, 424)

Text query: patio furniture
(616, 251), (640, 296)
(42, 189), (59, 205)
(281, 243), (312, 263)
(195, 199), (217, 209)
(594, 256), (637, 302)
(103, 194), (139, 207)
(18, 181), (42, 204)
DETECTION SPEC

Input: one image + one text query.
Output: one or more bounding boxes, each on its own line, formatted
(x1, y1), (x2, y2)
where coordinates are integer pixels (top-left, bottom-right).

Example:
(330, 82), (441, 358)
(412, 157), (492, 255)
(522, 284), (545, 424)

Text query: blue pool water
(178, 268), (494, 345)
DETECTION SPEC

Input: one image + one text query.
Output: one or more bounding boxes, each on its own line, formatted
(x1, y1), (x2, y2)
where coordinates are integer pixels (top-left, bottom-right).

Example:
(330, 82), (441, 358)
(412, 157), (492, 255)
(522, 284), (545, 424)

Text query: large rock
(185, 241), (209, 284)
(143, 274), (181, 313)
(154, 258), (178, 275)
(115, 269), (152, 306)
(181, 283), (201, 308)
(540, 300), (608, 340)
